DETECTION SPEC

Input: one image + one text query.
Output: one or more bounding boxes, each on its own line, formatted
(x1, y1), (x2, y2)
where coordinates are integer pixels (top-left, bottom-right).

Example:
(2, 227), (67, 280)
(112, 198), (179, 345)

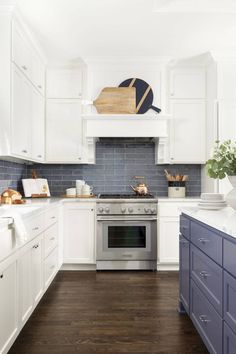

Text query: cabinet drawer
(44, 223), (58, 258)
(224, 239), (236, 278)
(44, 248), (58, 288)
(191, 245), (223, 315)
(190, 280), (222, 354)
(25, 213), (44, 239)
(180, 215), (190, 239)
(224, 271), (236, 334)
(45, 207), (59, 229)
(191, 221), (222, 265)
(224, 322), (236, 354)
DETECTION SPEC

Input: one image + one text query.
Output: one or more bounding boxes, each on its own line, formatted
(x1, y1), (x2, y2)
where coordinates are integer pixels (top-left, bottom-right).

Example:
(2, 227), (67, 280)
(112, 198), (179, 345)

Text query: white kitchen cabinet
(31, 88), (45, 161)
(158, 217), (180, 264)
(0, 258), (18, 354)
(44, 247), (58, 289)
(157, 200), (199, 270)
(11, 64), (31, 158)
(169, 100), (206, 163)
(18, 235), (43, 327)
(46, 99), (83, 162)
(31, 237), (44, 304)
(63, 203), (95, 264)
(46, 68), (82, 98)
(31, 50), (45, 95)
(12, 20), (32, 81)
(170, 68), (206, 99)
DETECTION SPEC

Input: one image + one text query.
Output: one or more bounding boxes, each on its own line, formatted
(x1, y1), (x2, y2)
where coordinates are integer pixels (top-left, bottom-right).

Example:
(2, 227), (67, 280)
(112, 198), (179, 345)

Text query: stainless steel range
(96, 194), (157, 270)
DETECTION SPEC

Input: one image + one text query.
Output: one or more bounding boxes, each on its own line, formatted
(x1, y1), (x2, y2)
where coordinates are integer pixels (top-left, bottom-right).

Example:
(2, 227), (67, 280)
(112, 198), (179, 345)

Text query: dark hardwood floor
(9, 271), (208, 354)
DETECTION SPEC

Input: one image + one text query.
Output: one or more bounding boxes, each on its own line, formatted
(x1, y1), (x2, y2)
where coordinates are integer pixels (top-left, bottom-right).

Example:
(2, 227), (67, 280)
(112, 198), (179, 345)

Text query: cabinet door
(158, 217), (179, 263)
(18, 246), (33, 325)
(179, 235), (190, 314)
(31, 239), (43, 305)
(31, 51), (45, 95)
(170, 100), (206, 163)
(12, 21), (32, 80)
(170, 68), (205, 99)
(0, 260), (18, 354)
(12, 65), (31, 158)
(46, 69), (82, 98)
(31, 88), (45, 161)
(64, 203), (95, 263)
(46, 99), (82, 162)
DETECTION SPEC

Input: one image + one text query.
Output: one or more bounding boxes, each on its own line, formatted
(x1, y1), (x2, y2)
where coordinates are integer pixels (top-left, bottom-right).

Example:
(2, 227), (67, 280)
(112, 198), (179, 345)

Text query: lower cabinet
(179, 235), (190, 314)
(158, 201), (198, 269)
(224, 323), (236, 354)
(63, 203), (95, 264)
(0, 259), (18, 354)
(44, 247), (58, 289)
(18, 235), (44, 327)
(180, 213), (236, 354)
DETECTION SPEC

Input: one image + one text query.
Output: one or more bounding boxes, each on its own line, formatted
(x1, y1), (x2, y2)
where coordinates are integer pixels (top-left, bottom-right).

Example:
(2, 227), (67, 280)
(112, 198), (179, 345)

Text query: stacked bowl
(198, 193), (227, 210)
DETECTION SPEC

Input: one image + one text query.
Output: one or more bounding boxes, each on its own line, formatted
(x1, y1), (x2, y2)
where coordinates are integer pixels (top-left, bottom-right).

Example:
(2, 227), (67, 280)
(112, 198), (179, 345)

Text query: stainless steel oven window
(108, 225), (146, 248)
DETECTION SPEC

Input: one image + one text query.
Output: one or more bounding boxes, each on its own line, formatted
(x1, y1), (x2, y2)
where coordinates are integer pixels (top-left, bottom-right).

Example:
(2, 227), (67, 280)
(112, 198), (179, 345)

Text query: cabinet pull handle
(50, 237), (55, 241)
(0, 274), (3, 279)
(199, 315), (211, 323)
(51, 216), (56, 219)
(37, 85), (42, 89)
(199, 271), (210, 278)
(33, 227), (39, 231)
(33, 244), (39, 249)
(37, 155), (42, 158)
(22, 65), (27, 70)
(22, 149), (28, 153)
(198, 238), (210, 244)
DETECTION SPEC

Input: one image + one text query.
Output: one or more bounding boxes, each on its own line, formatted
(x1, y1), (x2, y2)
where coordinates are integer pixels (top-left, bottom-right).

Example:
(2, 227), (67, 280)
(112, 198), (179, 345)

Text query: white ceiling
(16, 0), (236, 62)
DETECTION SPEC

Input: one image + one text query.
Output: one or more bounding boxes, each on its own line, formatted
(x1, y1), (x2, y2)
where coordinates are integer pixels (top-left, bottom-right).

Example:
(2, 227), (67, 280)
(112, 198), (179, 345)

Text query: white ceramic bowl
(200, 193), (225, 201)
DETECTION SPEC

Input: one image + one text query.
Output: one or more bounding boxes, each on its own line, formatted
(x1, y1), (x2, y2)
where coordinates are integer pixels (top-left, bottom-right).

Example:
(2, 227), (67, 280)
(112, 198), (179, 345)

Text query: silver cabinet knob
(98, 207), (104, 213)
(144, 208), (150, 213)
(121, 207), (126, 213)
(37, 155), (42, 158)
(22, 65), (27, 70)
(128, 207), (133, 213)
(22, 149), (28, 153)
(37, 85), (42, 89)
(150, 208), (156, 214)
(105, 207), (110, 213)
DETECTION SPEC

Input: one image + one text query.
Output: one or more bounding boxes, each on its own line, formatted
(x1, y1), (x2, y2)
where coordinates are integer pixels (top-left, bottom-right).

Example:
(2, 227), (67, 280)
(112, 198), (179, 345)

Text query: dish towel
(2, 211), (28, 243)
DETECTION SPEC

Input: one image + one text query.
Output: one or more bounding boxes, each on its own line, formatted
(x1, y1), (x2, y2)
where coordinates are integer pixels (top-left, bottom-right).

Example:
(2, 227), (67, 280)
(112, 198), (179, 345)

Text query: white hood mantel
(83, 114), (170, 138)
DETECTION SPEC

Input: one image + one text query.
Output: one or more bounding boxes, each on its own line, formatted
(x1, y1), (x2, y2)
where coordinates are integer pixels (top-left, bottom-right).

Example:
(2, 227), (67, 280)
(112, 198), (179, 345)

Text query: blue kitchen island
(179, 207), (236, 354)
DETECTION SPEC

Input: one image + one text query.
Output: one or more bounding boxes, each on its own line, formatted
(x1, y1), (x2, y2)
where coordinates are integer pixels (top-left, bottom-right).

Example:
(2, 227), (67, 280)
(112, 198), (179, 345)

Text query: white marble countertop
(181, 206), (236, 238)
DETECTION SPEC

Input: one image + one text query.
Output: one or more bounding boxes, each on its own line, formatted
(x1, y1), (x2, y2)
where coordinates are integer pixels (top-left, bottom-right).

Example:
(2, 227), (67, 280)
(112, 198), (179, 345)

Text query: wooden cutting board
(93, 87), (136, 114)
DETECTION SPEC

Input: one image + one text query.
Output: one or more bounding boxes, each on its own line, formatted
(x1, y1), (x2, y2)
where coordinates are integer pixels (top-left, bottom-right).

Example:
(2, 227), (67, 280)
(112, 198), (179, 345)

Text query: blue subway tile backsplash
(0, 139), (201, 197)
(29, 139), (201, 197)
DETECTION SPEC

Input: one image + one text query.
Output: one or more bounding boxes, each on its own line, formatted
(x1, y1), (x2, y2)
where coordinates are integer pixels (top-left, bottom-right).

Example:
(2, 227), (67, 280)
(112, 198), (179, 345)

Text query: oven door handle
(97, 216), (157, 221)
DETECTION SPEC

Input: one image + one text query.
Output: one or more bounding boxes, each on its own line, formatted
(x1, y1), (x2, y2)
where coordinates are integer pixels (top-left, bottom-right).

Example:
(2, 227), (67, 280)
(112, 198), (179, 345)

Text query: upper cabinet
(12, 20), (45, 96)
(45, 66), (95, 164)
(170, 68), (206, 99)
(156, 66), (206, 164)
(46, 68), (82, 98)
(0, 13), (46, 162)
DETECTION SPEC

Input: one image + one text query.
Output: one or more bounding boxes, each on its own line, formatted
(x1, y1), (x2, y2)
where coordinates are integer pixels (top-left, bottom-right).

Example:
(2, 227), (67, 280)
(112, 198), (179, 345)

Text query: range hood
(83, 114), (170, 138)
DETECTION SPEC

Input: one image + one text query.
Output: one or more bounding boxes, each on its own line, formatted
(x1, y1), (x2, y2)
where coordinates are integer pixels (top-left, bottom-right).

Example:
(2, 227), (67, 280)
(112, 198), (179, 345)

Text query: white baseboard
(61, 264), (96, 271)
(157, 263), (179, 271)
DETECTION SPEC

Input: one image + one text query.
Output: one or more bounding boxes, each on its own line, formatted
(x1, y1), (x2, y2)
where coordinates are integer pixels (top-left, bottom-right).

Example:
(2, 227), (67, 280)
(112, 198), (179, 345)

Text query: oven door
(97, 216), (157, 261)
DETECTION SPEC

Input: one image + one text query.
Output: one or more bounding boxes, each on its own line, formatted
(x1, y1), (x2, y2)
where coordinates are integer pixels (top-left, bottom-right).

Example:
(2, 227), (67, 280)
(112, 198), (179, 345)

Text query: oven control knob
(105, 207), (110, 213)
(128, 207), (133, 213)
(144, 208), (150, 213)
(151, 208), (156, 214)
(121, 207), (126, 213)
(98, 207), (104, 213)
